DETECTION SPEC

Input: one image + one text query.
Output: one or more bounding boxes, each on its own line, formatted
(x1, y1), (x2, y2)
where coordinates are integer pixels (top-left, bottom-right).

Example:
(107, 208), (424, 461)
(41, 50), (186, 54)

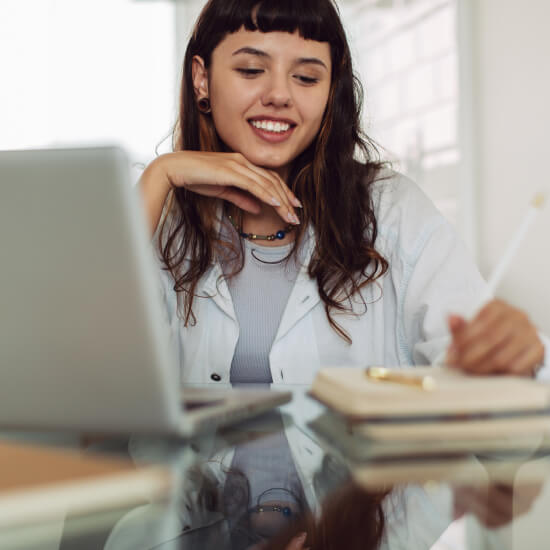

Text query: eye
(235, 68), (264, 77)
(294, 75), (319, 85)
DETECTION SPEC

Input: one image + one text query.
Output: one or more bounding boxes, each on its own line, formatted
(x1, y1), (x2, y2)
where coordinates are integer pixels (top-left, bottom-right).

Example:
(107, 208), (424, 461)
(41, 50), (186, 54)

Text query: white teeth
(250, 120), (291, 133)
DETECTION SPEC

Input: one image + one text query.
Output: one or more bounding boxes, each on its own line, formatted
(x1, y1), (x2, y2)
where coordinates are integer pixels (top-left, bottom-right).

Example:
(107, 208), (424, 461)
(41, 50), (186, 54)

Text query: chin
(259, 160), (288, 170)
(231, 144), (294, 173)
(249, 153), (292, 171)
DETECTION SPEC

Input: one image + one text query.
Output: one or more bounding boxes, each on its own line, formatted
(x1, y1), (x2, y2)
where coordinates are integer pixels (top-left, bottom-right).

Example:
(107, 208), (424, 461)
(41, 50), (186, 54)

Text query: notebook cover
(310, 366), (550, 418)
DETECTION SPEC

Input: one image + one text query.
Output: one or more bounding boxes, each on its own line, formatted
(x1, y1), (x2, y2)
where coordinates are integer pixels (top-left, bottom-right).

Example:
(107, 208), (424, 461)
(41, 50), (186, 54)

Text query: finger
(463, 313), (540, 375)
(244, 161), (302, 209)
(451, 300), (508, 352)
(189, 165), (283, 212)
(488, 483), (541, 519)
(267, 168), (303, 209)
(231, 163), (299, 226)
(448, 314), (467, 335)
(218, 187), (262, 214)
(457, 314), (524, 373)
(234, 153), (303, 209)
(270, 170), (302, 220)
(481, 336), (534, 375)
(455, 486), (512, 528)
(231, 154), (297, 216)
(228, 162), (284, 206)
(483, 485), (516, 527)
(266, 172), (302, 226)
(507, 341), (545, 376)
(225, 167), (294, 221)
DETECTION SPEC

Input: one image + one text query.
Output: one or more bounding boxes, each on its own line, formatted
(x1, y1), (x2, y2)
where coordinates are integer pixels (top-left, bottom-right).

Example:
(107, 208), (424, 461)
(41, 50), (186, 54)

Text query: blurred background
(1, 0), (550, 333)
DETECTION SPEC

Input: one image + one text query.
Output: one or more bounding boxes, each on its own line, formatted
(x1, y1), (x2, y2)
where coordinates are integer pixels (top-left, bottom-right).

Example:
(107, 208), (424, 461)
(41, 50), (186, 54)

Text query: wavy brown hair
(159, 0), (389, 342)
(263, 483), (389, 550)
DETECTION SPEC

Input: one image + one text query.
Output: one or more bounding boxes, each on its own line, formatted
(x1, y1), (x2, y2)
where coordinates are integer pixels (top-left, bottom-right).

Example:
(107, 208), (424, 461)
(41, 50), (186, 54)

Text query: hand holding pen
(446, 300), (544, 376)
(443, 194), (546, 377)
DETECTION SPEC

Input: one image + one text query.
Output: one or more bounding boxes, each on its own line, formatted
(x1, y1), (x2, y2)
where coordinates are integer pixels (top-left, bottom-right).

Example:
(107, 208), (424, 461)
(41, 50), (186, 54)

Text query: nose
(261, 71), (292, 108)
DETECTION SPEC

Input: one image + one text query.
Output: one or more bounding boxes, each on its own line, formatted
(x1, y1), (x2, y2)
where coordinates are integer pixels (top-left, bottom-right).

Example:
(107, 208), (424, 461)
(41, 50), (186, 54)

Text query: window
(1, 0), (177, 178)
(340, 0), (473, 245)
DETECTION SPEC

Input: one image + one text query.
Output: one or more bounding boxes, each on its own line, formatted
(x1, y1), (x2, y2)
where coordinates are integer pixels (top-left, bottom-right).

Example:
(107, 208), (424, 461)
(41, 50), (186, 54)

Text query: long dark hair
(159, 0), (389, 342)
(263, 482), (388, 550)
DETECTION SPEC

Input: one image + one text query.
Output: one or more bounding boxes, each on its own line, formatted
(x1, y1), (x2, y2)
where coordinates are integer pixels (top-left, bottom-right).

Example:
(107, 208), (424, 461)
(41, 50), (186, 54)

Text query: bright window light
(0, 0), (177, 169)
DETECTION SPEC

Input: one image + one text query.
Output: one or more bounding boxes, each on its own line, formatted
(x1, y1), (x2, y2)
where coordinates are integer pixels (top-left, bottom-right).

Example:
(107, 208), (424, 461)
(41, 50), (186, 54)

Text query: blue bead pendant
(276, 230), (285, 239)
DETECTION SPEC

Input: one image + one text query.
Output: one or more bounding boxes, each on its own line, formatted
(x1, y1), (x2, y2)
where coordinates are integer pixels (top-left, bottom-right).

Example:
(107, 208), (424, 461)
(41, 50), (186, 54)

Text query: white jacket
(115, 172), (548, 549)
(158, 171), (500, 386)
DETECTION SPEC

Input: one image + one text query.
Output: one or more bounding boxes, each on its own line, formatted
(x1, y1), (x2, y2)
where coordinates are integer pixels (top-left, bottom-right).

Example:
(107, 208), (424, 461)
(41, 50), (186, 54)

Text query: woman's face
(194, 28), (332, 176)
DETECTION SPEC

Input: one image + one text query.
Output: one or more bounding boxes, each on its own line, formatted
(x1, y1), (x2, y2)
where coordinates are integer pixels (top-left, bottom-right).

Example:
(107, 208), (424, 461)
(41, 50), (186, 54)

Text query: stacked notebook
(309, 366), (550, 441)
(307, 366), (550, 486)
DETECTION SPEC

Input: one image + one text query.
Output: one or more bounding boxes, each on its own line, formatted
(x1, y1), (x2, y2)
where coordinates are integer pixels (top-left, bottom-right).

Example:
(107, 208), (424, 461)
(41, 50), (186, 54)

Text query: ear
(192, 55), (209, 100)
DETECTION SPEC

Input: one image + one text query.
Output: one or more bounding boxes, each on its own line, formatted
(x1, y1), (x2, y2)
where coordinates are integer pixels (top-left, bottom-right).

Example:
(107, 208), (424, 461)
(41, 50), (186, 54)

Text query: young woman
(139, 0), (545, 386)
(115, 5), (549, 548)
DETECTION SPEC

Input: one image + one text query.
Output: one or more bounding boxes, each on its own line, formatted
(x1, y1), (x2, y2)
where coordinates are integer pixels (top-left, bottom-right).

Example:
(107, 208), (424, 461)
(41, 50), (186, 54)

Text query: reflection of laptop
(0, 146), (291, 436)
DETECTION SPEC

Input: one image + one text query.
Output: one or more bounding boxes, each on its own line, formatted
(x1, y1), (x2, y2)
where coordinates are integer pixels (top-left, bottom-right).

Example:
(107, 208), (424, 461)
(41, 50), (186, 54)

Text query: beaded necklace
(228, 214), (295, 242)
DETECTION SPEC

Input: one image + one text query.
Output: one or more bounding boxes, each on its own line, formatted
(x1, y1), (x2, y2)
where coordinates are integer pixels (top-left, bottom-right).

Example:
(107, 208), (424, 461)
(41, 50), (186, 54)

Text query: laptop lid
(0, 147), (183, 433)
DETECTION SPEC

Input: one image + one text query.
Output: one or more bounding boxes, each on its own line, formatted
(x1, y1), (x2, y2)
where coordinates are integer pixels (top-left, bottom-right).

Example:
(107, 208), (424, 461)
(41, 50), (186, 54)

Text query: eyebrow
(232, 47), (328, 70)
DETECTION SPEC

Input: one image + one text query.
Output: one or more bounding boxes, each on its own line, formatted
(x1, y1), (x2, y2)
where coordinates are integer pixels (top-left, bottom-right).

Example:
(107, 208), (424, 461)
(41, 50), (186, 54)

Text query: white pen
(433, 193), (546, 366)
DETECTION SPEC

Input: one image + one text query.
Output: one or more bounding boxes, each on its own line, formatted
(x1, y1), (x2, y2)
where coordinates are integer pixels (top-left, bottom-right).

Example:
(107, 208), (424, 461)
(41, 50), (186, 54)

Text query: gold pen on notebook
(365, 367), (437, 391)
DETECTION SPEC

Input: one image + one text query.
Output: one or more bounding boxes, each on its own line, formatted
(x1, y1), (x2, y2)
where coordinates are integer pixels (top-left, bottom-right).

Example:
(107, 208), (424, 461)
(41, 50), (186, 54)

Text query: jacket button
(210, 373), (221, 382)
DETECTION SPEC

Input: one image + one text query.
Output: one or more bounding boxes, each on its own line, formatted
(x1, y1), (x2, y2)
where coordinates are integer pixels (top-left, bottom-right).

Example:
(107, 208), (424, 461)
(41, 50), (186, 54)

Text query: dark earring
(198, 97), (211, 113)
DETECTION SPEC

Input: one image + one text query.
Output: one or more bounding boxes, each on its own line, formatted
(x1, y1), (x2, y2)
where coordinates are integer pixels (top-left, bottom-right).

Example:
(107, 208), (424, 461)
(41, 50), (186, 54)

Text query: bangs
(209, 0), (338, 44)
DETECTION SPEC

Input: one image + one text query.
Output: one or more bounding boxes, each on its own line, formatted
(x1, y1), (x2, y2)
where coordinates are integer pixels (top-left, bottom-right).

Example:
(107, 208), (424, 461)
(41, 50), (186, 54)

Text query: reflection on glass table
(102, 389), (550, 550)
(5, 387), (550, 550)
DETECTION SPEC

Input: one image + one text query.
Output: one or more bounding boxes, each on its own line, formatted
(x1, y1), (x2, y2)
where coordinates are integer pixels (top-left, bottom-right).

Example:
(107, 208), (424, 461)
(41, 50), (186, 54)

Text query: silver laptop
(0, 146), (291, 436)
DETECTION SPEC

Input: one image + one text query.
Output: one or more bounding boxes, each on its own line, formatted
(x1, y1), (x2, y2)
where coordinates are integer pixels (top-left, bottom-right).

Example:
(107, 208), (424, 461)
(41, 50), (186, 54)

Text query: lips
(247, 117), (297, 143)
(250, 119), (291, 133)
(248, 116), (297, 125)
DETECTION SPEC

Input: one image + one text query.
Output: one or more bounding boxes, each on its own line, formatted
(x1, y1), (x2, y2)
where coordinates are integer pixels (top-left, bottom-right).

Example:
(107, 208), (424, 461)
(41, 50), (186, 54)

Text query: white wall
(473, 0), (550, 333)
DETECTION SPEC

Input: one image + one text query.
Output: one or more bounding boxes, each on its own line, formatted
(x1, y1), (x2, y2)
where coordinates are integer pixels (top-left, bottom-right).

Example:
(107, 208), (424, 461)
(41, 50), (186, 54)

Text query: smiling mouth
(248, 119), (296, 134)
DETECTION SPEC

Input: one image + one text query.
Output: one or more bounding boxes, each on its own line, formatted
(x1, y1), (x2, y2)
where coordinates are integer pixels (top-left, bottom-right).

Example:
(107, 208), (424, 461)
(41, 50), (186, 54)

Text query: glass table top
(3, 387), (550, 550)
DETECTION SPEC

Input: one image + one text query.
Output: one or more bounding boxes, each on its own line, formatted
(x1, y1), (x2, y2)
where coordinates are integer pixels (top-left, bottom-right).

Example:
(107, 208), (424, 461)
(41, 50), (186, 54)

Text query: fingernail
(288, 212), (300, 224)
(293, 197), (303, 208)
(297, 532), (307, 543)
(271, 197), (282, 207)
